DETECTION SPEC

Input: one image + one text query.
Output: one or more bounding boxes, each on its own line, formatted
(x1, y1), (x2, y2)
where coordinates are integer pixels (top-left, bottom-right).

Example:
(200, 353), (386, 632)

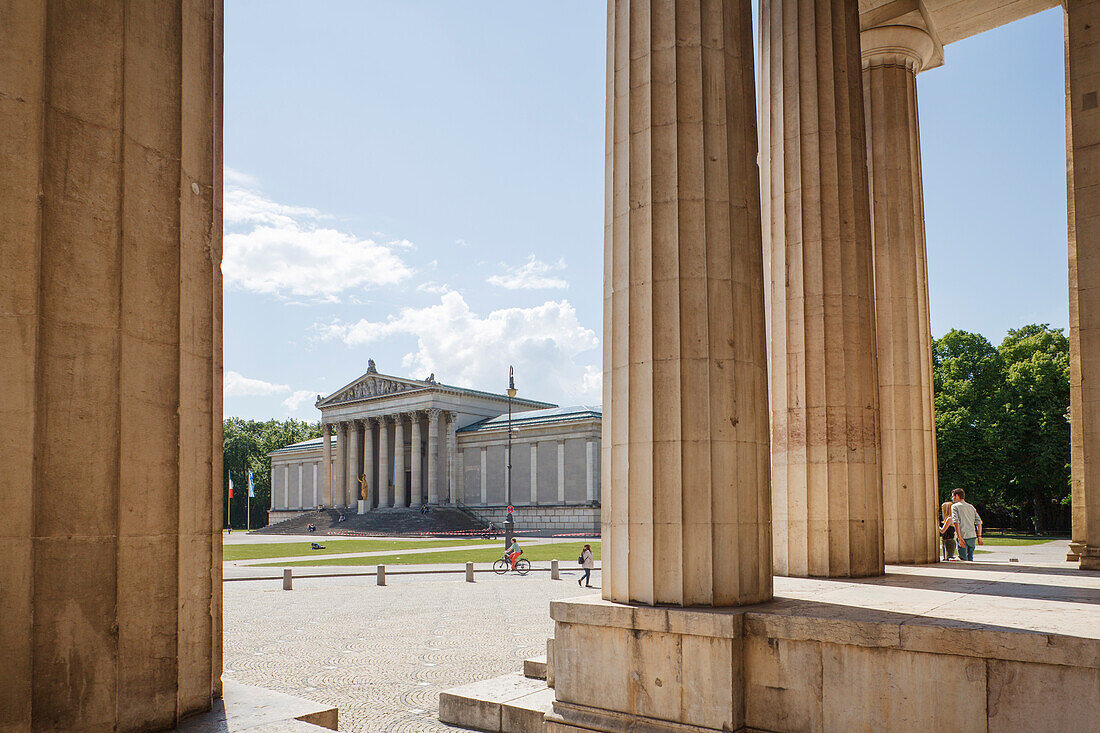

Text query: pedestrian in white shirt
(950, 489), (983, 561)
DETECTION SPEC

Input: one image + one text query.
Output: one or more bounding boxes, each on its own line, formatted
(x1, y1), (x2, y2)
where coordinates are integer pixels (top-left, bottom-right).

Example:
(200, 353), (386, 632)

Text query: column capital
(445, 410), (459, 423)
(861, 25), (934, 73)
(426, 408), (442, 421)
(373, 415), (390, 426)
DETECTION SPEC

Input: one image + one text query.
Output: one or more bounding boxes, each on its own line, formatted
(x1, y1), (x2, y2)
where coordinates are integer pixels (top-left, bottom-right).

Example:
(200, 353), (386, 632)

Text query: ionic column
(363, 417), (376, 509)
(345, 420), (360, 509)
(556, 440), (566, 505)
(446, 412), (459, 504)
(334, 423), (347, 509)
(394, 414), (407, 507)
(377, 416), (392, 508)
(322, 423), (333, 506)
(427, 409), (442, 505)
(603, 0), (771, 606)
(1067, 0), (1100, 570)
(410, 412), (423, 506)
(761, 0), (884, 578)
(586, 439), (597, 503)
(530, 442), (538, 504)
(862, 26), (939, 565)
(480, 447), (488, 504)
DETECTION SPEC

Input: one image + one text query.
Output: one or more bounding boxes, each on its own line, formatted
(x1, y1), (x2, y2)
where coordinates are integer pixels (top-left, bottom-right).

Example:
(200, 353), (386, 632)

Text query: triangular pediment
(316, 372), (432, 408)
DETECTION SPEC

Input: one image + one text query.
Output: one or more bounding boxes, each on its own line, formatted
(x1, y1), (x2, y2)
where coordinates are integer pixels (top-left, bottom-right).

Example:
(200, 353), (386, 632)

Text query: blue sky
(223, 2), (1068, 421)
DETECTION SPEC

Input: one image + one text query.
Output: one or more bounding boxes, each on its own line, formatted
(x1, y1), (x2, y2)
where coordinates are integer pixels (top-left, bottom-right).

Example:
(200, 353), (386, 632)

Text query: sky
(223, 2), (1068, 422)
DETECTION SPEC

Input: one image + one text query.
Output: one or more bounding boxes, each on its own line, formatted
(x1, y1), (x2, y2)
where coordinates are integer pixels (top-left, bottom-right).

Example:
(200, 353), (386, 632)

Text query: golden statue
(358, 474), (368, 500)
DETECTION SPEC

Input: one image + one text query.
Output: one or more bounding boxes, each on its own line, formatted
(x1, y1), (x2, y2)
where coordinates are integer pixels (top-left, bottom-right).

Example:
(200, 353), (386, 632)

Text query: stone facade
(268, 366), (601, 532)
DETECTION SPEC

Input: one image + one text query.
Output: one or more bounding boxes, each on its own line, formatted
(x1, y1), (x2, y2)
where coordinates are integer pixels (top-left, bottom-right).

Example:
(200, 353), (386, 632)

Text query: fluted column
(603, 0), (771, 607)
(0, 2), (223, 726)
(378, 416), (392, 508)
(446, 412), (459, 504)
(334, 423), (347, 509)
(1067, 0), (1100, 570)
(345, 420), (360, 509)
(363, 417), (375, 509)
(862, 26), (939, 565)
(322, 423), (333, 507)
(410, 412), (423, 507)
(394, 414), (407, 507)
(427, 409), (442, 505)
(761, 0), (884, 578)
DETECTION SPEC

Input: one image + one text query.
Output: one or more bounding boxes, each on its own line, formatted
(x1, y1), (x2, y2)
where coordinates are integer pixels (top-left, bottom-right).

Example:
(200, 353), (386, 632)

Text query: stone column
(602, 0), (771, 606)
(346, 420), (360, 509)
(322, 423), (333, 506)
(410, 412), (423, 507)
(378, 416), (392, 508)
(446, 412), (459, 504)
(530, 442), (539, 504)
(586, 439), (597, 503)
(480, 447), (488, 504)
(1067, 0), (1100, 570)
(761, 0), (884, 578)
(394, 414), (407, 507)
(556, 440), (566, 505)
(427, 409), (442, 505)
(862, 25), (939, 565)
(334, 423), (347, 509)
(0, 2), (223, 727)
(363, 417), (375, 509)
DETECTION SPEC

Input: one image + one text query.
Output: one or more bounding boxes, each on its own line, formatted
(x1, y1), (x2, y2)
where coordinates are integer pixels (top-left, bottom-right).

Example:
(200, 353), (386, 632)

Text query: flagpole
(228, 475), (232, 530)
(247, 492), (251, 531)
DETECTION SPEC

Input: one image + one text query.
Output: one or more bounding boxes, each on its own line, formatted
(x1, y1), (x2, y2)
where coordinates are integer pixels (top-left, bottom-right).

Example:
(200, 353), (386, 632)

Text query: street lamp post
(505, 366), (517, 549)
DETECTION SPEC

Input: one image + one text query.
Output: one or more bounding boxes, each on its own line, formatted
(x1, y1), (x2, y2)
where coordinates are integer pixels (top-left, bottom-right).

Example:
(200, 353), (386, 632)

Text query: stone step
(523, 655), (547, 680)
(439, 672), (554, 733)
(176, 679), (338, 731)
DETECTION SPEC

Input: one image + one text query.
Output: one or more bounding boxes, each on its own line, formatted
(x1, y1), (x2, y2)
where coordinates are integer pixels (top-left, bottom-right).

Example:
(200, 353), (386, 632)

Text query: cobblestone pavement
(223, 568), (600, 732)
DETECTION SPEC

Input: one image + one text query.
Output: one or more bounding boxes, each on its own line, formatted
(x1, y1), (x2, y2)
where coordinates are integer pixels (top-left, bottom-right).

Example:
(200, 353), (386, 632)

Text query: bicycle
(493, 553), (530, 575)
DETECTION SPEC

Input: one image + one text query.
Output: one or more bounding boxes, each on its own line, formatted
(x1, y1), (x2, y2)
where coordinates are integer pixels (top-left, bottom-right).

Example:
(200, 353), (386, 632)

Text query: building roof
(269, 435), (332, 456)
(457, 405), (602, 434)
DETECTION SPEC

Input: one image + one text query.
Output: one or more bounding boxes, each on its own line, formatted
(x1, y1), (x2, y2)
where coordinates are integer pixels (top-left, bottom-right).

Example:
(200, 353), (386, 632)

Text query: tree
(222, 418), (322, 529)
(932, 329), (1005, 516)
(995, 325), (1070, 532)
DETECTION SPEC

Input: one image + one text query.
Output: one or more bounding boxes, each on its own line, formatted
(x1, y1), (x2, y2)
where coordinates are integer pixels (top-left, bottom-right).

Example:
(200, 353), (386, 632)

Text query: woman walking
(939, 501), (957, 560)
(578, 544), (594, 587)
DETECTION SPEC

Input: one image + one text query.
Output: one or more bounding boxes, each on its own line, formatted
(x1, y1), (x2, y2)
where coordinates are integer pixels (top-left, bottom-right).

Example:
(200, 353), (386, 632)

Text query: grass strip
(254, 541), (602, 567)
(224, 538), (498, 561)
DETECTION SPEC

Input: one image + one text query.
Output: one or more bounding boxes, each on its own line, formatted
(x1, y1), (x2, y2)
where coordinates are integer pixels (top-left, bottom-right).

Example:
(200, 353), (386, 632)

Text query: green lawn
(255, 541), (601, 568)
(978, 537), (1052, 546)
(224, 538), (499, 561)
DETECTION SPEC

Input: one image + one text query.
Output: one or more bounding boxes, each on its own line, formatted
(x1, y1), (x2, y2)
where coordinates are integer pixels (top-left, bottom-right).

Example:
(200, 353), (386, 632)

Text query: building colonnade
(320, 410), (459, 510)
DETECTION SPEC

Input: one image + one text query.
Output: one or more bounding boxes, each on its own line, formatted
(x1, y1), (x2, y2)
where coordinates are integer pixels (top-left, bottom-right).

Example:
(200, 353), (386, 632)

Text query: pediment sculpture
(330, 376), (412, 404)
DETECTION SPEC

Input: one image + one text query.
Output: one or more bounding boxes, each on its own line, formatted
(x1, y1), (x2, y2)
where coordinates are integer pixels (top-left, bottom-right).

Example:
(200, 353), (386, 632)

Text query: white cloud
(222, 175), (413, 300)
(224, 370), (290, 397)
(416, 281), (451, 294)
(282, 389), (320, 411)
(487, 255), (569, 290)
(316, 291), (600, 402)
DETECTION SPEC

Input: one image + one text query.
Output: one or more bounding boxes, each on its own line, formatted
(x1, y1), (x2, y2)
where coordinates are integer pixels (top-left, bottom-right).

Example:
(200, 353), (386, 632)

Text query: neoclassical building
(268, 361), (602, 531)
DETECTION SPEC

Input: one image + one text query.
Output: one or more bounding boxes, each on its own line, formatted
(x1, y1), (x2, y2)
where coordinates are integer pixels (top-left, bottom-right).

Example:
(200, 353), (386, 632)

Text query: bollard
(551, 558), (560, 580)
(282, 568), (292, 591)
(466, 561), (475, 583)
(377, 564), (386, 586)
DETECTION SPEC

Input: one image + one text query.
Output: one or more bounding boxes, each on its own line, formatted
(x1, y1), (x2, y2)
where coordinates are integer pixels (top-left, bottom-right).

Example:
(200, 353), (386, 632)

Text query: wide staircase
(253, 507), (488, 537)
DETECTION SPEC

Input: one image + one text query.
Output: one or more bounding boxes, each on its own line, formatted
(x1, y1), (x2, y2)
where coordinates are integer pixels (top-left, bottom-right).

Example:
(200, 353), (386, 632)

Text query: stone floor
(224, 565), (601, 732)
(224, 540), (1095, 733)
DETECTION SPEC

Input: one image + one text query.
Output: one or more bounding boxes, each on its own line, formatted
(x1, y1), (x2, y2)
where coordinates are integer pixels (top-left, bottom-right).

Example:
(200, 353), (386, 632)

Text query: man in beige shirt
(950, 488), (983, 561)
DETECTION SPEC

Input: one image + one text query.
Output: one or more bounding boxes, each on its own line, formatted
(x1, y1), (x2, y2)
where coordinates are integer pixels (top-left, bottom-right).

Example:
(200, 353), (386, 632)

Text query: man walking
(950, 489), (983, 561)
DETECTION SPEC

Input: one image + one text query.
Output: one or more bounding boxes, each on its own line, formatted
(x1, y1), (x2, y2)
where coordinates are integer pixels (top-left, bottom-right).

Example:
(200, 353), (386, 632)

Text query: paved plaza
(220, 539), (1090, 733)
(223, 561), (600, 732)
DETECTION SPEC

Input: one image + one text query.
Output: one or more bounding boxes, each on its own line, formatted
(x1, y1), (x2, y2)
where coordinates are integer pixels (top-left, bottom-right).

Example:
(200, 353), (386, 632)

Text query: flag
(248, 470), (255, 498)
(228, 477), (234, 499)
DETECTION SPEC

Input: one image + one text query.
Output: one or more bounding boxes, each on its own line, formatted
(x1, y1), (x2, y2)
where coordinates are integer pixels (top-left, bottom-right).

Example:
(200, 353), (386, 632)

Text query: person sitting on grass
(507, 538), (523, 570)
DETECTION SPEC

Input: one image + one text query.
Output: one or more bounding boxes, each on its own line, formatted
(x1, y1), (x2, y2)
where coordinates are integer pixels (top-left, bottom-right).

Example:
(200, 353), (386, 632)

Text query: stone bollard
(377, 564), (386, 586)
(466, 561), (475, 583)
(551, 559), (560, 580)
(282, 568), (292, 591)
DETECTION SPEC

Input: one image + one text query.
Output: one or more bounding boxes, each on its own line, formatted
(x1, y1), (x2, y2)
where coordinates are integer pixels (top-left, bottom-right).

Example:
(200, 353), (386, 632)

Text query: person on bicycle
(507, 538), (523, 570)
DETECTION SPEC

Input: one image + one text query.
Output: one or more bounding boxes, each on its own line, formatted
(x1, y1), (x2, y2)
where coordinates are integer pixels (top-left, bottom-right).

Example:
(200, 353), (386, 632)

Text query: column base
(1067, 540), (1085, 562)
(548, 564), (1100, 733)
(1080, 545), (1100, 570)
